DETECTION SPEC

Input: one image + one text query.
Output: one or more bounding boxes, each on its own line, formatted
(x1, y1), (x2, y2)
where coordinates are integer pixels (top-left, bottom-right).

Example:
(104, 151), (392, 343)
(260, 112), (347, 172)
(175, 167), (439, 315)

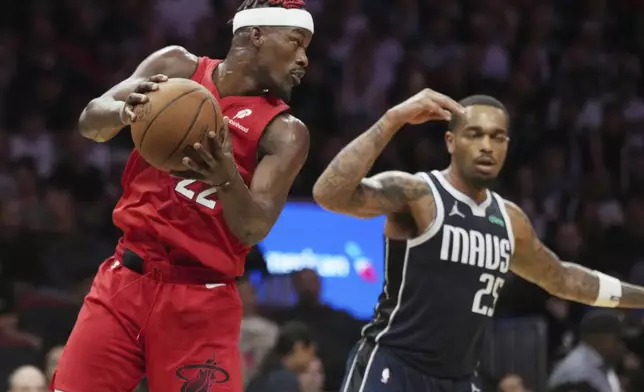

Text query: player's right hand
(121, 74), (169, 124)
(385, 88), (464, 126)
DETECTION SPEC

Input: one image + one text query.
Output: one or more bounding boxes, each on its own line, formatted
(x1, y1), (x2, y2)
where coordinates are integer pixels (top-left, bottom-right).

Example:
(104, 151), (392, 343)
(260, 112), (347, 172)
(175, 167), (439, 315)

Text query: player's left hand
(171, 117), (238, 187)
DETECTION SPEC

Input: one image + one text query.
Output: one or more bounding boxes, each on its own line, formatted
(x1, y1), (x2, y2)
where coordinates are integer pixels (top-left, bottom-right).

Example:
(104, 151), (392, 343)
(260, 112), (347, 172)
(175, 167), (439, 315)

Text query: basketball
(130, 78), (223, 172)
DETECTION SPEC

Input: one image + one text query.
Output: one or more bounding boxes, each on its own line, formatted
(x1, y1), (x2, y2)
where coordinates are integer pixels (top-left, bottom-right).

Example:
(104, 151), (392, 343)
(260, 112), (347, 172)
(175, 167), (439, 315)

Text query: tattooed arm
(312, 118), (431, 217)
(313, 89), (463, 218)
(506, 201), (644, 308)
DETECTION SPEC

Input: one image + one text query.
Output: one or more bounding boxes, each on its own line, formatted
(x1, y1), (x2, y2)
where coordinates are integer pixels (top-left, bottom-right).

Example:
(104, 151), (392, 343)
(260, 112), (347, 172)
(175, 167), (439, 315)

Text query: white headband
(232, 8), (314, 34)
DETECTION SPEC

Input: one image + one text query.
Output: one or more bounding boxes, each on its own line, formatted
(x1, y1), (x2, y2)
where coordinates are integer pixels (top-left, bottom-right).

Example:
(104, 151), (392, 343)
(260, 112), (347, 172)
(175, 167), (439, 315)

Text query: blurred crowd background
(2, 0), (644, 391)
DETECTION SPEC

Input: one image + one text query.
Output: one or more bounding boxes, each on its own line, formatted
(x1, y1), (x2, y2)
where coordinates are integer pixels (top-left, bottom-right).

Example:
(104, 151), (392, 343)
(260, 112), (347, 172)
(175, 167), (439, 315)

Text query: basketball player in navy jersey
(313, 90), (644, 392)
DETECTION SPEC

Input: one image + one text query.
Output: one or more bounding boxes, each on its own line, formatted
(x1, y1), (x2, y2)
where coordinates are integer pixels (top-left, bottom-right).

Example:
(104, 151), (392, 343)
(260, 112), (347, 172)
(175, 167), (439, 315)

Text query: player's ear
(445, 131), (455, 154)
(249, 27), (265, 48)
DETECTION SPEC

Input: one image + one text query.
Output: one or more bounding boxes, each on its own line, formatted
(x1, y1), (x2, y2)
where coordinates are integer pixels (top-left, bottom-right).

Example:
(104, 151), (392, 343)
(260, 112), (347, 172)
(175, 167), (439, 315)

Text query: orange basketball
(130, 78), (223, 172)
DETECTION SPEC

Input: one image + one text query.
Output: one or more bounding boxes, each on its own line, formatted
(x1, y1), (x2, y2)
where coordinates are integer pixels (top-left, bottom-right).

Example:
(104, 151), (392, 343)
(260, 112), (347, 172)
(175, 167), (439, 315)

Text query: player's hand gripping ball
(128, 77), (225, 173)
(171, 117), (238, 188)
(121, 74), (170, 124)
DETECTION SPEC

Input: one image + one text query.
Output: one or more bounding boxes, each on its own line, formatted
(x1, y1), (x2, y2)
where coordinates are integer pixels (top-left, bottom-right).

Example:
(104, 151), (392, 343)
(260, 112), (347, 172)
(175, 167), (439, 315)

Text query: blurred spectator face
(299, 358), (324, 392)
(499, 374), (530, 392)
(8, 366), (47, 392)
(291, 341), (317, 373)
(237, 280), (257, 316)
(554, 222), (583, 259)
(293, 269), (321, 306)
(45, 346), (64, 382)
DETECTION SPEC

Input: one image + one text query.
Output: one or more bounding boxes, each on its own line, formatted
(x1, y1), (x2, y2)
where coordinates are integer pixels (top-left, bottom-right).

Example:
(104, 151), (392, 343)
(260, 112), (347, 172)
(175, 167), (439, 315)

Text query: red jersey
(112, 57), (289, 277)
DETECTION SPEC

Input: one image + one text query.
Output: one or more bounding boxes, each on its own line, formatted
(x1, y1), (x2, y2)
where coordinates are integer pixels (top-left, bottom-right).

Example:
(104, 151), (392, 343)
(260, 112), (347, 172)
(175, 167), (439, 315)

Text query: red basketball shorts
(51, 249), (243, 392)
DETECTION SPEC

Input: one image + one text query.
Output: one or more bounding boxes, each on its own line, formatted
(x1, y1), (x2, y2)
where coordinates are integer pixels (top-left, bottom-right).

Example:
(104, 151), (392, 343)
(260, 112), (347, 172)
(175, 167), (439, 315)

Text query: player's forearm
(312, 114), (403, 208)
(78, 78), (145, 143)
(546, 262), (600, 305)
(216, 174), (272, 246)
(551, 262), (644, 308)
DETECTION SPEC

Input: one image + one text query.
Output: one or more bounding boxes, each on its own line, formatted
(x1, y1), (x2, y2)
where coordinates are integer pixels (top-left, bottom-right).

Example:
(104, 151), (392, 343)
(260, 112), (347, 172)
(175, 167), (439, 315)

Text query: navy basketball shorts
(340, 339), (482, 392)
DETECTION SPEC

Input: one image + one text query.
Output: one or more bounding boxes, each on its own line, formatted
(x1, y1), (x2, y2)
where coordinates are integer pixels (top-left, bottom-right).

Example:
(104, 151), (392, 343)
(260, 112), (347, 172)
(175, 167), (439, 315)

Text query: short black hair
(237, 0), (305, 12)
(258, 321), (314, 374)
(448, 94), (508, 132)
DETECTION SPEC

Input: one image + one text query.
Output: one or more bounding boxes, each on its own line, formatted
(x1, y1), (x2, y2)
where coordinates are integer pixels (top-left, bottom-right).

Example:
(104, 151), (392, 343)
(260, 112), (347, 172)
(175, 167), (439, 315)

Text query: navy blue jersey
(362, 170), (515, 379)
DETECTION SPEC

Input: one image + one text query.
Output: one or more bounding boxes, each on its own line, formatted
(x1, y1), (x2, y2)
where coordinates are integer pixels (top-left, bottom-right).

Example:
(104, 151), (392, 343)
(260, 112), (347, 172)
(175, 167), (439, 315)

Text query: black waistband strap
(119, 248), (235, 285)
(122, 249), (145, 274)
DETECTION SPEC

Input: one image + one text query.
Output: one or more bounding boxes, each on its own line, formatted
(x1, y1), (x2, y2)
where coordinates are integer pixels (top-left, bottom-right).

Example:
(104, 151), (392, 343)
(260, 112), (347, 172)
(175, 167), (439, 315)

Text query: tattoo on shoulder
(352, 172), (431, 214)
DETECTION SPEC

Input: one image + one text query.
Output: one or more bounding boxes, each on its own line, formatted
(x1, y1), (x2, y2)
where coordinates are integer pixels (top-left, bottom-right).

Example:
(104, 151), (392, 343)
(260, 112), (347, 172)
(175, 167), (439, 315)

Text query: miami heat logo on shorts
(176, 355), (229, 392)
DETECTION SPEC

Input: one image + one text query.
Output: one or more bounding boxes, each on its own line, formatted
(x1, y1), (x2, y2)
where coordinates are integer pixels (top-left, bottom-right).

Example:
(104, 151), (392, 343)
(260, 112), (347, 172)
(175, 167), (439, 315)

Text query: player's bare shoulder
(501, 199), (534, 245)
(134, 46), (200, 79)
(259, 113), (310, 162)
(501, 197), (562, 277)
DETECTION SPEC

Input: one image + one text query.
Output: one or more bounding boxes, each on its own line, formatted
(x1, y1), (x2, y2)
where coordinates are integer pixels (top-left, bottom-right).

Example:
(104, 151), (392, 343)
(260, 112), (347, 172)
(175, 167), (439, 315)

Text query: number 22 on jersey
(175, 179), (218, 209)
(471, 273), (504, 317)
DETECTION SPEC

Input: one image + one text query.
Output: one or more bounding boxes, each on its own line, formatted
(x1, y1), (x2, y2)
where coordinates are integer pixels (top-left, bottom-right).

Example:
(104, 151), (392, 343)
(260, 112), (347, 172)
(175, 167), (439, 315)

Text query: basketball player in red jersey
(52, 1), (313, 392)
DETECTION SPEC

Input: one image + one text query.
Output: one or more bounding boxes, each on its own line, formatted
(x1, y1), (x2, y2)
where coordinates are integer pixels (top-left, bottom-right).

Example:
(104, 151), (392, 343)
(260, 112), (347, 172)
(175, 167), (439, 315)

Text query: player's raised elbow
(78, 101), (110, 142)
(78, 99), (102, 140)
(312, 182), (342, 212)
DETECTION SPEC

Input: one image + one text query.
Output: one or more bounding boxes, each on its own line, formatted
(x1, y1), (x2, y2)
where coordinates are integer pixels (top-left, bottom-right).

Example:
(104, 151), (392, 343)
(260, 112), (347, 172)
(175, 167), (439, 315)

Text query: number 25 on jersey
(472, 273), (504, 317)
(175, 179), (218, 209)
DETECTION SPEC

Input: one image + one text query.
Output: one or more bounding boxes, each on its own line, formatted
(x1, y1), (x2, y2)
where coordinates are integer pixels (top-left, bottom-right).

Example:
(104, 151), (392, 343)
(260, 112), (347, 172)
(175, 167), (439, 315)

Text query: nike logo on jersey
(449, 201), (465, 218)
(205, 283), (226, 289)
(439, 224), (511, 273)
